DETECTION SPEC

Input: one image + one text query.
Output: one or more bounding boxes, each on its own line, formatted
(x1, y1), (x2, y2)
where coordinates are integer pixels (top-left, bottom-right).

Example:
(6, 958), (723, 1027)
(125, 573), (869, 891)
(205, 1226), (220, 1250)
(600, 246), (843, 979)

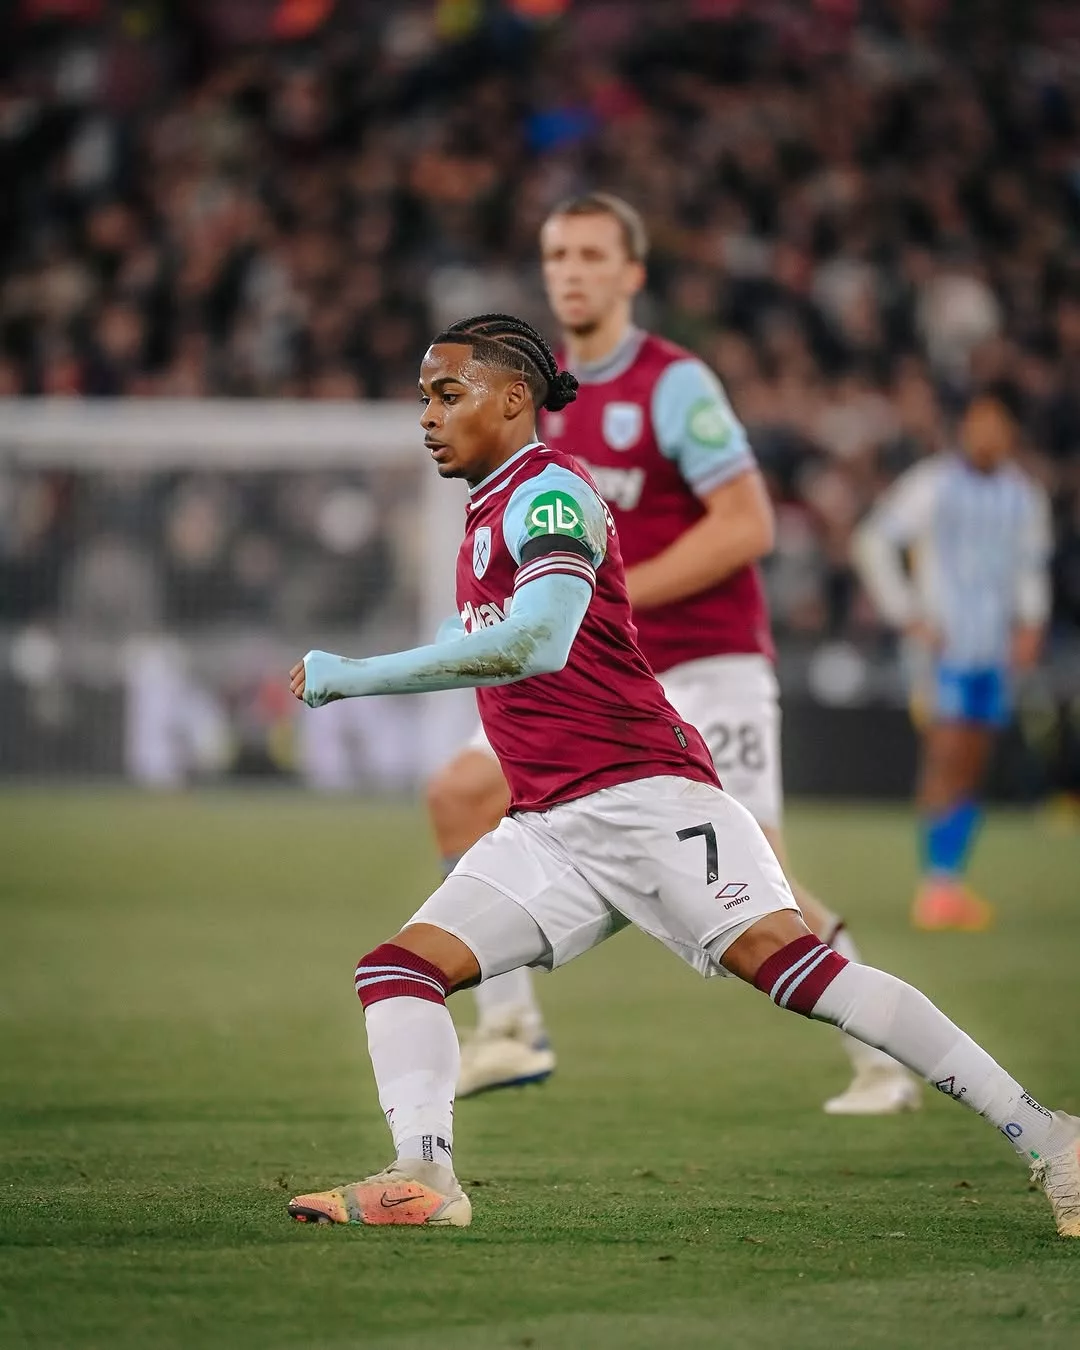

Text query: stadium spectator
(0, 0), (1078, 647)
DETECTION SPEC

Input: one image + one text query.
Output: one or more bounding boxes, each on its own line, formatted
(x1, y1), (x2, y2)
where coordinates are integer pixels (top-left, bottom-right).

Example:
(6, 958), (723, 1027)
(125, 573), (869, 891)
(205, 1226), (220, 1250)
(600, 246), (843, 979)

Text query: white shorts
(409, 775), (799, 979)
(464, 653), (783, 830)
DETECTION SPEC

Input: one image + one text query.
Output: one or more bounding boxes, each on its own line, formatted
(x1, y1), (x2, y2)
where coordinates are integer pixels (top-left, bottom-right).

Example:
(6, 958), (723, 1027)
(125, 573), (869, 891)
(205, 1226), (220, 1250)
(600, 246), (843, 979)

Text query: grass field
(0, 789), (1077, 1350)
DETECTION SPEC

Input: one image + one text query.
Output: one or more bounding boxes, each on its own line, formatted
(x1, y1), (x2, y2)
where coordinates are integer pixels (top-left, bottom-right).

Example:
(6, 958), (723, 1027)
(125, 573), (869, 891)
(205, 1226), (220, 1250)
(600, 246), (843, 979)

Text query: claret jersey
(540, 329), (774, 672)
(457, 440), (718, 812)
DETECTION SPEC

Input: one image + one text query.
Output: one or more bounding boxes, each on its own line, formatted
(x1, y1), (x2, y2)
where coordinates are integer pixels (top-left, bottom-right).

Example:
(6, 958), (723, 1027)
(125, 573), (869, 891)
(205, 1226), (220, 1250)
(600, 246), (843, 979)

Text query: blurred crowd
(0, 466), (397, 634)
(3, 0), (1080, 644)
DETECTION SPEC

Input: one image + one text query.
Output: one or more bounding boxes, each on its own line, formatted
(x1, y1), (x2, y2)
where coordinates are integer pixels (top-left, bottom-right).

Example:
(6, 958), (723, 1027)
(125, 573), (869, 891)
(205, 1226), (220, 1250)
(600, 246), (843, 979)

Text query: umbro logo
(716, 881), (749, 909)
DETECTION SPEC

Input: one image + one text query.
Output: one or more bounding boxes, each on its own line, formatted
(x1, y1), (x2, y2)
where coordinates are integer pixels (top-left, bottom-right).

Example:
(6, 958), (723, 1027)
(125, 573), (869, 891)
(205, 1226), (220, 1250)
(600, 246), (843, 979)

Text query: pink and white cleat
(288, 1159), (471, 1228)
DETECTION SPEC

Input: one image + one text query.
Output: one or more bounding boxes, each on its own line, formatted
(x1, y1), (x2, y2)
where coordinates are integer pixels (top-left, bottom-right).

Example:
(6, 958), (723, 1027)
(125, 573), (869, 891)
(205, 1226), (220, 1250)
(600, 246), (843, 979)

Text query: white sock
(473, 967), (545, 1041)
(364, 996), (458, 1170)
(815, 963), (1065, 1160)
(828, 926), (907, 1078)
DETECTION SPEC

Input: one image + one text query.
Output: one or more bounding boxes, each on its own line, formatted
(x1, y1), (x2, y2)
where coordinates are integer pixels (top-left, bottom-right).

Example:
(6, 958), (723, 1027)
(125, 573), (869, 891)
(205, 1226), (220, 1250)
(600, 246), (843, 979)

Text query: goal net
(0, 398), (476, 788)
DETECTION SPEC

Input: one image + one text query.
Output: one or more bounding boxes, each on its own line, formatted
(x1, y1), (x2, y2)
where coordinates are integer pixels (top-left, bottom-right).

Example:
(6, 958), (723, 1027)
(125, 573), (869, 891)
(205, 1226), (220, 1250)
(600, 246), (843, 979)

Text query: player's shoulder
(871, 455), (944, 530)
(901, 454), (950, 492)
(642, 329), (702, 367)
(1007, 463), (1051, 517)
(634, 331), (706, 377)
(501, 449), (609, 564)
(512, 447), (605, 504)
(1002, 459), (1041, 492)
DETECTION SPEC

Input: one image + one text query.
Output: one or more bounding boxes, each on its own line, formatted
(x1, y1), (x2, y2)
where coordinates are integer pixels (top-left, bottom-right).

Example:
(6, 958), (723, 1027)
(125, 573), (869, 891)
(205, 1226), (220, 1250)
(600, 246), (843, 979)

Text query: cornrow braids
(433, 312), (579, 412)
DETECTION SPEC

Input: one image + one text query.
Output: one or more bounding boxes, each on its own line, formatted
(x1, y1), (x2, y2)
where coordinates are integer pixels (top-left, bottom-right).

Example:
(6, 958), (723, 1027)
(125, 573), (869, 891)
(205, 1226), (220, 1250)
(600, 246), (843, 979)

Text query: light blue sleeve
(651, 358), (755, 496)
(300, 571), (592, 704)
(433, 613), (465, 643)
(501, 463), (609, 567)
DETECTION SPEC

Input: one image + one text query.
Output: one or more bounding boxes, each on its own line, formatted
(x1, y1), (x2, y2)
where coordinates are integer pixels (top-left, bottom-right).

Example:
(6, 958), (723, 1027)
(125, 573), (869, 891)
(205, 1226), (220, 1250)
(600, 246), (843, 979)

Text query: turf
(0, 789), (1077, 1350)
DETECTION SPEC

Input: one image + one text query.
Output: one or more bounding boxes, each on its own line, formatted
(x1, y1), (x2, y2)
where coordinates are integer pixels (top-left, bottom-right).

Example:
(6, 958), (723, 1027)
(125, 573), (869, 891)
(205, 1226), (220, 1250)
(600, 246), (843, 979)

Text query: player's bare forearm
(1011, 624), (1045, 672)
(626, 471), (774, 611)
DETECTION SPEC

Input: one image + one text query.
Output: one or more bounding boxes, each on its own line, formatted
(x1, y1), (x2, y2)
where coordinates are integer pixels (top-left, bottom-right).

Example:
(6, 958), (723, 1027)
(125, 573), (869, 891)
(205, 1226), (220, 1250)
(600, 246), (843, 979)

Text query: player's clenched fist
(289, 660), (306, 701)
(290, 651), (348, 707)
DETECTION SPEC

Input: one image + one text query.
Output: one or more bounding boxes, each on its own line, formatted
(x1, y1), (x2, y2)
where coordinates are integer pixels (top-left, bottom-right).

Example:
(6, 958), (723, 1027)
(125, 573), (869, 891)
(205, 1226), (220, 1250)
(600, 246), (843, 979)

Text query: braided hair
(432, 313), (579, 412)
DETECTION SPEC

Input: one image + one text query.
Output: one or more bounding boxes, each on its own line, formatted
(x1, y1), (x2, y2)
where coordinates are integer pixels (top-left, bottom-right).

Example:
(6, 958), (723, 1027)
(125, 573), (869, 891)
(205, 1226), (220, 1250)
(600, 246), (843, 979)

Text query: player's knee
(354, 924), (481, 1005)
(425, 760), (458, 820)
(426, 752), (506, 831)
(354, 941), (452, 1009)
(426, 757), (471, 821)
(719, 909), (814, 984)
(354, 924), (482, 1005)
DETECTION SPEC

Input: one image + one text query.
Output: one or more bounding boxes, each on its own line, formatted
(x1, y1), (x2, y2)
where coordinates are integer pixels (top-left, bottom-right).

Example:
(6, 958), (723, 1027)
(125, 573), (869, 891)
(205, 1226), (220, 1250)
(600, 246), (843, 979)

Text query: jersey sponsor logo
(584, 464), (646, 511)
(602, 401), (643, 451)
(687, 397), (732, 449)
(525, 490), (586, 540)
(460, 596), (513, 633)
(472, 525), (492, 578)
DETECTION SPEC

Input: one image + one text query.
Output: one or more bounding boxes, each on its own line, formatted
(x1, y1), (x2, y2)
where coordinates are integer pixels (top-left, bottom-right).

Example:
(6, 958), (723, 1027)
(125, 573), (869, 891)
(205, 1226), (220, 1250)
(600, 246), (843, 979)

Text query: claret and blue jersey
(457, 440), (718, 812)
(540, 328), (774, 672)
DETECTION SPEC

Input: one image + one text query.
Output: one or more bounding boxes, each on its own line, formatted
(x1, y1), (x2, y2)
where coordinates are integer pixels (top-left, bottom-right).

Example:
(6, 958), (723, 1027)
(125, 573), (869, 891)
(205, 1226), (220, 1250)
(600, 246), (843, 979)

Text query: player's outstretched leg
(289, 930), (476, 1228)
(723, 912), (1080, 1238)
(762, 825), (920, 1116)
(912, 716), (994, 932)
(795, 887), (921, 1115)
(426, 748), (555, 1097)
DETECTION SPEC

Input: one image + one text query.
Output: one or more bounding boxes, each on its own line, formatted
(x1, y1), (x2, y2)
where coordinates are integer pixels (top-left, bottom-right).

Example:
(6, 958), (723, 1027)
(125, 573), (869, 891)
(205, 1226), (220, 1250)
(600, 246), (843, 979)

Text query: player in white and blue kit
(854, 382), (1052, 930)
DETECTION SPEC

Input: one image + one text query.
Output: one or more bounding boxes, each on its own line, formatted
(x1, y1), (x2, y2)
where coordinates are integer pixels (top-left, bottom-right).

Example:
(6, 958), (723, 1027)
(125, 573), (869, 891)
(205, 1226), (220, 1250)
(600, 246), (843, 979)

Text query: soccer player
(285, 313), (1079, 1235)
(854, 382), (1052, 931)
(426, 193), (917, 1114)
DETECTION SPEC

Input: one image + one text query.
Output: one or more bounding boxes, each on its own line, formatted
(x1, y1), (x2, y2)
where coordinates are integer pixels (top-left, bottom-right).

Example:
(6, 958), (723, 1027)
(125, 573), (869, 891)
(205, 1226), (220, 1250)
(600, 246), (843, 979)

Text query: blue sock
(920, 801), (982, 878)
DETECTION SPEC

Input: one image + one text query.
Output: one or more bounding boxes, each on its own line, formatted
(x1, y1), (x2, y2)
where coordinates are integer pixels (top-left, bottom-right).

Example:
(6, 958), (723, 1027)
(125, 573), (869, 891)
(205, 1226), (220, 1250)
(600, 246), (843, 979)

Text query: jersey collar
(467, 440), (542, 499)
(568, 326), (646, 385)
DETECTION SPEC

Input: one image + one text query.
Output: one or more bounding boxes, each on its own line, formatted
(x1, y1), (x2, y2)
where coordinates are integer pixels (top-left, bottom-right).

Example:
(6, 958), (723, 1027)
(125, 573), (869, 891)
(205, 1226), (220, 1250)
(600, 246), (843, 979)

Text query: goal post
(0, 397), (475, 785)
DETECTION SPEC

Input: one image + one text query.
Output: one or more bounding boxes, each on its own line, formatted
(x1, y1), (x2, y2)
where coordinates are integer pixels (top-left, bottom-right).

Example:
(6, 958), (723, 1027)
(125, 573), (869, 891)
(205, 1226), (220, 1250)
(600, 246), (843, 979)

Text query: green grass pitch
(1, 789), (1078, 1350)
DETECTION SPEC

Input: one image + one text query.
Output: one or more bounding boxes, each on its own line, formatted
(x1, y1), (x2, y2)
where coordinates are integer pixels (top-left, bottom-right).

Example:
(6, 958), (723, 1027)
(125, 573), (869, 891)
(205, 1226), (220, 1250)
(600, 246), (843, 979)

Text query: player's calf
(736, 920), (1077, 1235)
(289, 937), (473, 1229)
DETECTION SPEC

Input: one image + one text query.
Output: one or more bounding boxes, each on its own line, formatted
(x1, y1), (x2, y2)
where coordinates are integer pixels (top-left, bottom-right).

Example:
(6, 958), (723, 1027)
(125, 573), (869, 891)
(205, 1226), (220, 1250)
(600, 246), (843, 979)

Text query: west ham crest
(472, 526), (492, 579)
(602, 402), (643, 451)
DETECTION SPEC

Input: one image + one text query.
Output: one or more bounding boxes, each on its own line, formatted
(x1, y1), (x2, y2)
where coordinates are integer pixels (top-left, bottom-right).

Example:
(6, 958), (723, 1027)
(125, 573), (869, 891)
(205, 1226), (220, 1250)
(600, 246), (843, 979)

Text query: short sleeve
(501, 464), (609, 573)
(651, 358), (755, 496)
